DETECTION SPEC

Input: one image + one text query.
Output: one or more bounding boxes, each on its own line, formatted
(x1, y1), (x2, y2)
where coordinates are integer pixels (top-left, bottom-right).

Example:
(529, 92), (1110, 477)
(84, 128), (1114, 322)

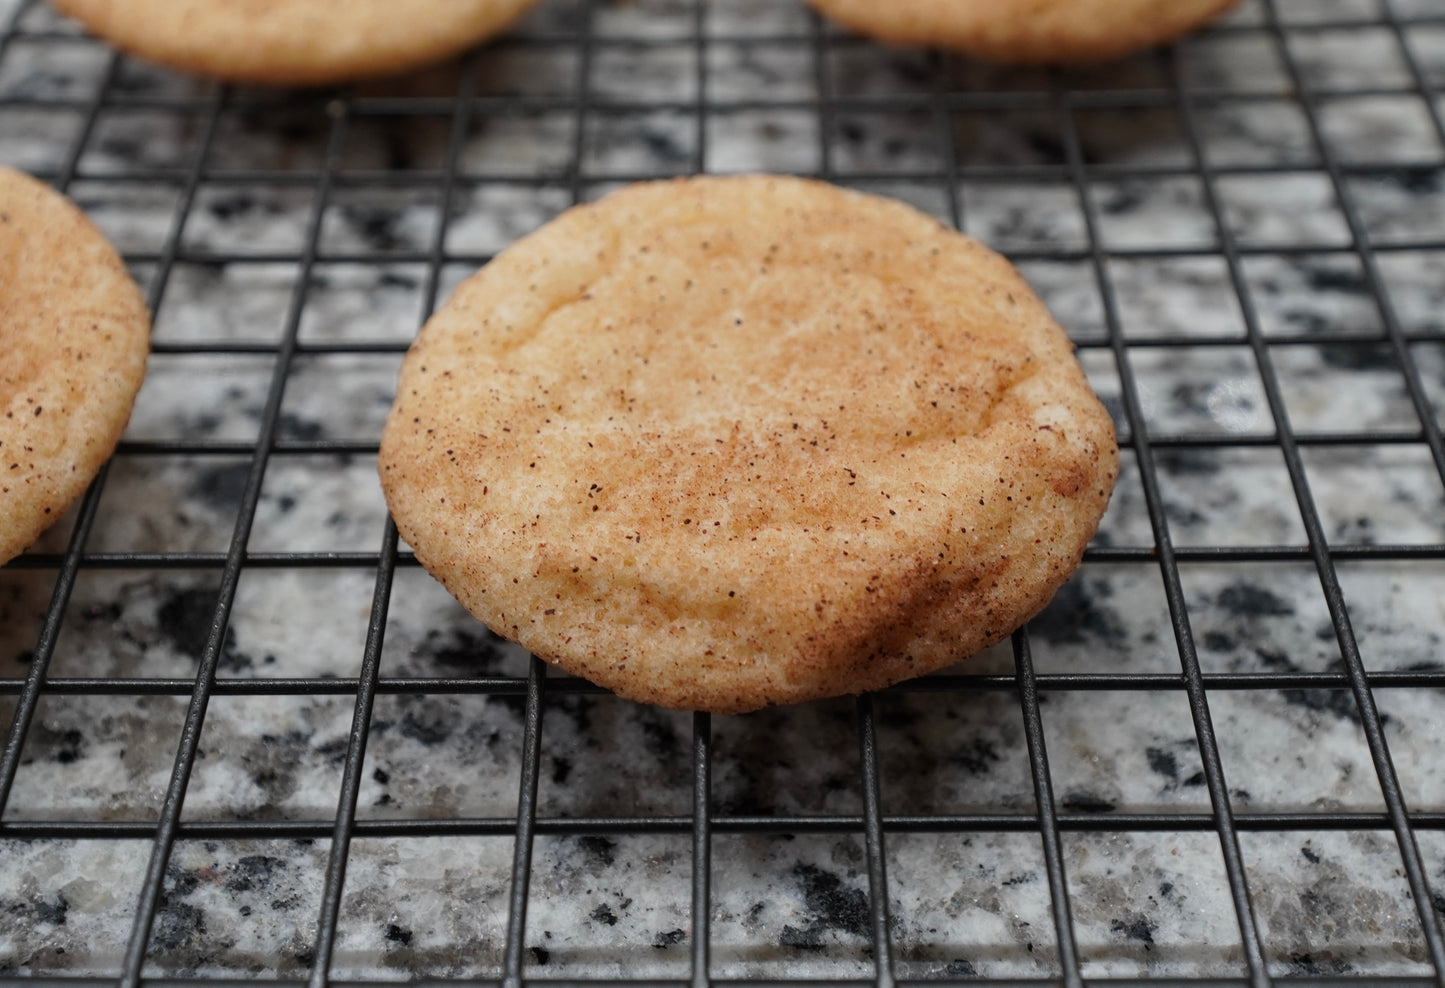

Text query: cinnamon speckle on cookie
(51, 0), (540, 86)
(805, 0), (1242, 64)
(379, 175), (1118, 713)
(0, 167), (150, 565)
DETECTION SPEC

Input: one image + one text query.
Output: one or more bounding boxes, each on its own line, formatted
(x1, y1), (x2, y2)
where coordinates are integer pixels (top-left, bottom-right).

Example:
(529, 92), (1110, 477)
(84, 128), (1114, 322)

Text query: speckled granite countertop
(2, 0), (1445, 982)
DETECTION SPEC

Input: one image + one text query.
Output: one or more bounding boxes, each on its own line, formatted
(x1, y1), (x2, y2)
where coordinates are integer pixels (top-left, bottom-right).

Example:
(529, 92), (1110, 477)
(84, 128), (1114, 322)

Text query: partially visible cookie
(0, 168), (149, 565)
(806, 0), (1242, 63)
(380, 175), (1117, 713)
(50, 0), (540, 86)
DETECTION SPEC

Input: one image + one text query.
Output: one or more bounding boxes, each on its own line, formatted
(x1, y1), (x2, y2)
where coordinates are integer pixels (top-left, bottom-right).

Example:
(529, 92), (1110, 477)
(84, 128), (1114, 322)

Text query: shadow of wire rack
(2, 0), (1445, 984)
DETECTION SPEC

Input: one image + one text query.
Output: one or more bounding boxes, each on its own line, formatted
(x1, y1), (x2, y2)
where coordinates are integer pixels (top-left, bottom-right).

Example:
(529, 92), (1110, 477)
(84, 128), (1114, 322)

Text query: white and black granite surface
(2, 0), (1445, 981)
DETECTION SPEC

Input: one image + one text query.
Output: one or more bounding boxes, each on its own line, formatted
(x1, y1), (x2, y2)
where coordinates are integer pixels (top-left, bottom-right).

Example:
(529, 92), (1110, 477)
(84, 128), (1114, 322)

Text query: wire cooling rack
(2, 0), (1445, 984)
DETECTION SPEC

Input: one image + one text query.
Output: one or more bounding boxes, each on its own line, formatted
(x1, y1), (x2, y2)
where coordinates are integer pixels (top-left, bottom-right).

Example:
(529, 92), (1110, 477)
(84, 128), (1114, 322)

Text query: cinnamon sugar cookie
(0, 168), (149, 565)
(806, 0), (1242, 63)
(379, 176), (1117, 712)
(51, 0), (539, 86)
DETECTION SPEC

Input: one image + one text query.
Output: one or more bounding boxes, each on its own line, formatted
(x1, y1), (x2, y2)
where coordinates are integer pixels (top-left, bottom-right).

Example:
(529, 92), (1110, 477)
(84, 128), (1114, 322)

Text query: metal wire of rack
(1, 0), (1444, 984)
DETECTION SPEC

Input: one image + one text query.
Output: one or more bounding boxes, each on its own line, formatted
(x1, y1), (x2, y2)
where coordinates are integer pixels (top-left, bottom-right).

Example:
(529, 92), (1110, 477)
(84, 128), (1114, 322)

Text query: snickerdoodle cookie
(379, 176), (1117, 712)
(0, 167), (149, 565)
(806, 0), (1242, 63)
(50, 0), (539, 86)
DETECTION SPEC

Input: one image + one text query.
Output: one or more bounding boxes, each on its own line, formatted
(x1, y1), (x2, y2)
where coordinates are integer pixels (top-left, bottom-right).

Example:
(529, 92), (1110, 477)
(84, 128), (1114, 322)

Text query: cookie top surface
(806, 0), (1241, 62)
(51, 0), (539, 85)
(379, 176), (1117, 712)
(0, 167), (149, 565)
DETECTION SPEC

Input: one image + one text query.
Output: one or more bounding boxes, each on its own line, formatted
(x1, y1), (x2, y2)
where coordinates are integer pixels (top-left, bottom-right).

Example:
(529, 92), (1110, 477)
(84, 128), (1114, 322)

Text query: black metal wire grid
(1, 0), (1445, 984)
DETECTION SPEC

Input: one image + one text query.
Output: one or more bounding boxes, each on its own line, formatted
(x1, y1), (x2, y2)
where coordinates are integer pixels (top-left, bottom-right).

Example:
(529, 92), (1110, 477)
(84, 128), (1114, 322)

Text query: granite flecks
(1302, 444), (1445, 545)
(1146, 445), (1311, 548)
(1063, 832), (1248, 978)
(705, 0), (811, 38)
(885, 832), (1058, 979)
(3, 692), (186, 823)
(446, 183), (572, 252)
(963, 181), (1091, 252)
(519, 833), (695, 979)
(0, 839), (153, 976)
(331, 835), (513, 980)
(182, 695), (356, 822)
(1243, 830), (1432, 978)
(125, 353), (274, 444)
(1381, 251), (1445, 340)
(873, 687), (1036, 815)
(247, 455), (390, 554)
(709, 42), (817, 103)
(832, 107), (943, 176)
(3, 0), (1445, 980)
(1182, 564), (1342, 672)
(1029, 565), (1172, 673)
(140, 839), (330, 978)
(708, 834), (876, 979)
(353, 691), (527, 822)
(1337, 561), (1445, 674)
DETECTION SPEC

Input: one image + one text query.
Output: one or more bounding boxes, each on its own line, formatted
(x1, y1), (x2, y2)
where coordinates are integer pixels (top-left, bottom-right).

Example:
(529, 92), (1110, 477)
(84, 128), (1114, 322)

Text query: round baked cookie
(0, 168), (149, 566)
(805, 0), (1242, 63)
(380, 176), (1117, 713)
(50, 0), (540, 86)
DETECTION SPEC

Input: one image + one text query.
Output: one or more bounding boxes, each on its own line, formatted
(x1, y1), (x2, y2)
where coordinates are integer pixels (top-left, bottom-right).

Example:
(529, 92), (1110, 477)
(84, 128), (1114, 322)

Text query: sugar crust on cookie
(51, 0), (540, 86)
(805, 0), (1242, 63)
(380, 176), (1118, 713)
(0, 167), (149, 565)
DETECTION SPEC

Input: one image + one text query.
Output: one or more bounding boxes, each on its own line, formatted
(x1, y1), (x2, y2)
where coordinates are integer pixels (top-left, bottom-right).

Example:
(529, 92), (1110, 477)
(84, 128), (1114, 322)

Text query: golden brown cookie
(379, 176), (1117, 712)
(806, 0), (1242, 63)
(0, 168), (149, 566)
(50, 0), (540, 86)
